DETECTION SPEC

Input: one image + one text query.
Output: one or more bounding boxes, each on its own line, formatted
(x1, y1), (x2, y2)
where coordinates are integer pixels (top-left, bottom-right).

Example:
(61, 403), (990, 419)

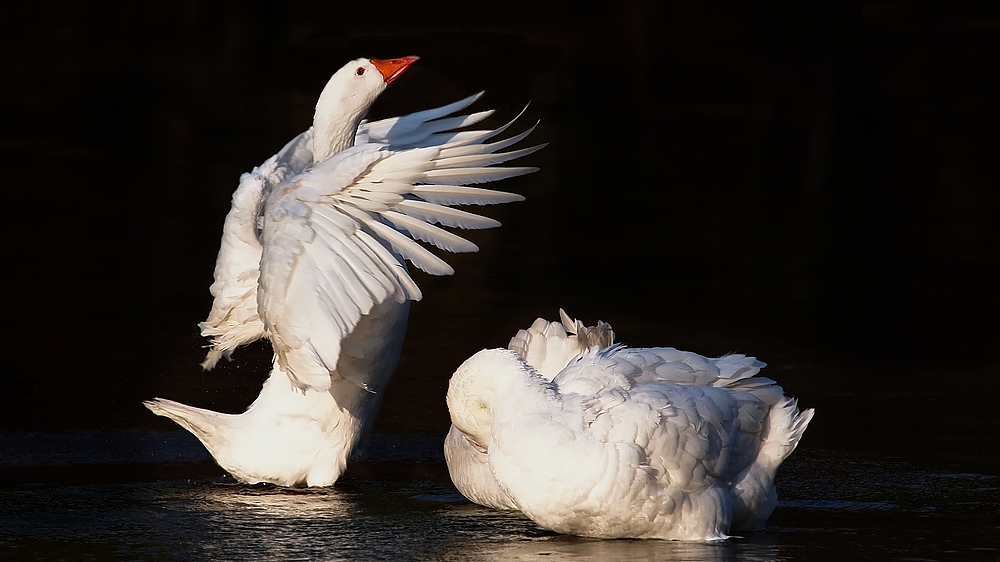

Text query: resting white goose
(445, 310), (615, 509)
(446, 315), (815, 540)
(144, 56), (543, 486)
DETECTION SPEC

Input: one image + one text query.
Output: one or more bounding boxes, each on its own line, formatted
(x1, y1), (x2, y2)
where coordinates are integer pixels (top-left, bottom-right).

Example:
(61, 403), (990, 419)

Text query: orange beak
(371, 56), (420, 85)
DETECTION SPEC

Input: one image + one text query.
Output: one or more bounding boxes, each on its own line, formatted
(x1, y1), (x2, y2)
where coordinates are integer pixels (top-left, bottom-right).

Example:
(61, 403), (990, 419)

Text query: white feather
(437, 103), (534, 150)
(411, 185), (525, 206)
(422, 166), (539, 185)
(364, 219), (455, 276)
(434, 144), (547, 169)
(378, 211), (479, 253)
(358, 91), (485, 145)
(394, 200), (502, 229)
(198, 130), (315, 369)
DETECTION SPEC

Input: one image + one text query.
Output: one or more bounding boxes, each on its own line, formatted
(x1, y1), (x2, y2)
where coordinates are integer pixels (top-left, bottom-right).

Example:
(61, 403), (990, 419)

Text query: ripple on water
(0, 435), (998, 561)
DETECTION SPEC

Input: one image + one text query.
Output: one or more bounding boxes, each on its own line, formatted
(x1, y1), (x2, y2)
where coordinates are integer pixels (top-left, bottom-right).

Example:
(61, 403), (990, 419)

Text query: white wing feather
(410, 185), (524, 206)
(253, 106), (538, 390)
(507, 310), (616, 381)
(356, 92), (487, 148)
(553, 346), (778, 403)
(199, 95), (539, 388)
(199, 130), (315, 369)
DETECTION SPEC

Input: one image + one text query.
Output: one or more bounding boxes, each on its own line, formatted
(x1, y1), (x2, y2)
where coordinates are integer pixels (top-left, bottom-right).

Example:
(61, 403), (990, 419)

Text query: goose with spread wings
(145, 56), (543, 486)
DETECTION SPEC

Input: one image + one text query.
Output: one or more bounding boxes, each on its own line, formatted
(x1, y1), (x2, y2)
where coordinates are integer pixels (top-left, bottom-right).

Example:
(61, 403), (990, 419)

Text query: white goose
(446, 313), (814, 540)
(445, 310), (615, 509)
(144, 56), (543, 487)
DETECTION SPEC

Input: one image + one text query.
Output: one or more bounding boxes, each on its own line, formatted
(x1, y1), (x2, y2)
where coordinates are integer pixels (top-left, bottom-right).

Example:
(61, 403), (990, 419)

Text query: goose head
(446, 348), (546, 454)
(312, 56), (419, 162)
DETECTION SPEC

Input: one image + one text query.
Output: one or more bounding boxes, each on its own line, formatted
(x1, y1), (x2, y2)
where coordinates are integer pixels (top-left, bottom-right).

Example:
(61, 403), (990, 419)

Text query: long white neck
(310, 69), (384, 163)
(311, 104), (367, 163)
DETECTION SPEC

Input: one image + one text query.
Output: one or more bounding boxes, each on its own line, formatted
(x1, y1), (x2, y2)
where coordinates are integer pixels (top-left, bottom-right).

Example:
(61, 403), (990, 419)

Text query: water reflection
(1, 446), (998, 561)
(184, 484), (355, 519)
(160, 480), (460, 560)
(465, 534), (782, 562)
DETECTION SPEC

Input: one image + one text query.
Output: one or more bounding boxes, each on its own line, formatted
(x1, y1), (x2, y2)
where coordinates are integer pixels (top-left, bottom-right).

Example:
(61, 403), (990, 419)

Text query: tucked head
(446, 348), (540, 452)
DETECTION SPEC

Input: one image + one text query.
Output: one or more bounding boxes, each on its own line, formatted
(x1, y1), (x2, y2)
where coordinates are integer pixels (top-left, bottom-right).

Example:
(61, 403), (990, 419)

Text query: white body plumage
(445, 310), (615, 509)
(445, 313), (814, 540)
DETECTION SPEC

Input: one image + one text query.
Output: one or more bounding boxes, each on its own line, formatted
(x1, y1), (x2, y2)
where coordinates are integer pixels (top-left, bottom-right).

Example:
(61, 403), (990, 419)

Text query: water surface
(1, 431), (997, 561)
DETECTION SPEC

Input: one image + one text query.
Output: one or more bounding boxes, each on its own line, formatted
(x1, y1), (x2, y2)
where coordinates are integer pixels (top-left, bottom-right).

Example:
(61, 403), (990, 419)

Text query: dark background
(2, 2), (997, 471)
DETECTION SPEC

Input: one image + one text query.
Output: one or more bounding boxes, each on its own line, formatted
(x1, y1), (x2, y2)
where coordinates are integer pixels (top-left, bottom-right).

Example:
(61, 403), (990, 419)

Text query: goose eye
(356, 67), (365, 76)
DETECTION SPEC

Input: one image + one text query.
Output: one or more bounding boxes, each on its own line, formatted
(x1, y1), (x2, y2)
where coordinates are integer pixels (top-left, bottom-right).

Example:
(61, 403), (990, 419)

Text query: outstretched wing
(358, 91), (531, 150)
(198, 94), (540, 371)
(259, 114), (542, 391)
(199, 130), (315, 369)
